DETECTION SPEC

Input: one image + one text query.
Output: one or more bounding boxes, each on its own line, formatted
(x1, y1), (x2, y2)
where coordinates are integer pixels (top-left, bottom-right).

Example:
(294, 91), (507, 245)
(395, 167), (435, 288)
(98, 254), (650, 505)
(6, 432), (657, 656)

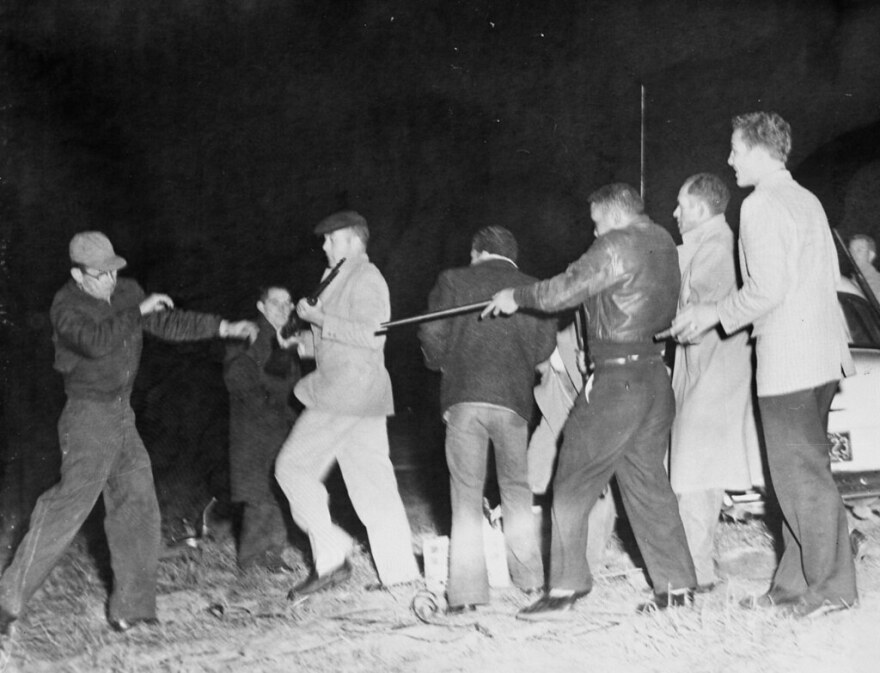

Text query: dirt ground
(2, 456), (880, 673)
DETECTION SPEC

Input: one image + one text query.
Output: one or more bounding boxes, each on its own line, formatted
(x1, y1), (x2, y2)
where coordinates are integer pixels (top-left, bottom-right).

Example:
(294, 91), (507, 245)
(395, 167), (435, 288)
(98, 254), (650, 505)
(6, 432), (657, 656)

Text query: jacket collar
(681, 214), (729, 247)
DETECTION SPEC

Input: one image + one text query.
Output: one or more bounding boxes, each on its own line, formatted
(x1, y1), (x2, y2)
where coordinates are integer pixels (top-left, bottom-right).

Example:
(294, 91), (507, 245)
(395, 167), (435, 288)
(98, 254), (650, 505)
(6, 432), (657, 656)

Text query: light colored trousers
(675, 488), (724, 587)
(275, 410), (419, 585)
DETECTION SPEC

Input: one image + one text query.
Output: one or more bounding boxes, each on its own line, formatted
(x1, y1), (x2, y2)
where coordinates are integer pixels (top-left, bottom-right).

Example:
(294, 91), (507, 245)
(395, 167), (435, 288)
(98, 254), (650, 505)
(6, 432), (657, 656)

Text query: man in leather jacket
(484, 183), (697, 618)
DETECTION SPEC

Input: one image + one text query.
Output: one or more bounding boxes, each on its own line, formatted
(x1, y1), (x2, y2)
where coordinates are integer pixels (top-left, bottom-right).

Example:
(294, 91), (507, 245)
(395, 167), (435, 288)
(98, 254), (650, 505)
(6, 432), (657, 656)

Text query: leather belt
(591, 353), (662, 368)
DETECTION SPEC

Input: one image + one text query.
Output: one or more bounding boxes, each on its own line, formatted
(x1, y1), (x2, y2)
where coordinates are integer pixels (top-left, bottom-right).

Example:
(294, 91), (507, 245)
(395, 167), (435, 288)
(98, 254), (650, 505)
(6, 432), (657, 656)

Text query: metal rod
(379, 300), (491, 330)
(640, 83), (645, 200)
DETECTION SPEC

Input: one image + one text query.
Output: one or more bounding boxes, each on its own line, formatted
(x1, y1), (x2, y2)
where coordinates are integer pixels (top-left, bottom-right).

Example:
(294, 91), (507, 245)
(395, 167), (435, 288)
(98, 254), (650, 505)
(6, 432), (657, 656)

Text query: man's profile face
(673, 185), (704, 236)
(72, 267), (117, 301)
(727, 129), (762, 188)
(258, 288), (293, 330)
(322, 228), (355, 267)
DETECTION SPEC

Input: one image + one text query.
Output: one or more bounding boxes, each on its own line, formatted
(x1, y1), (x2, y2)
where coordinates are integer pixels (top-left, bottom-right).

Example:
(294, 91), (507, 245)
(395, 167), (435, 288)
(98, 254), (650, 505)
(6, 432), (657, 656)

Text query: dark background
(2, 0), (880, 555)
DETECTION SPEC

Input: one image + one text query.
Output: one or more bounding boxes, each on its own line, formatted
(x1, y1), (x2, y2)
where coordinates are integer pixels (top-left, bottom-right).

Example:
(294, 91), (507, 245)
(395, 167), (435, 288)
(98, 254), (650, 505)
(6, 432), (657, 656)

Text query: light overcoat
(669, 216), (763, 492)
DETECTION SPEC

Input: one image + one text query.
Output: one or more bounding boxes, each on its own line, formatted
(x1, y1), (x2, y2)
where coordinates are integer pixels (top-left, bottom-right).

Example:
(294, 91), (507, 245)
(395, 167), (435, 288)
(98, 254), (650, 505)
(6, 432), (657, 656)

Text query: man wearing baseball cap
(275, 211), (419, 598)
(0, 231), (257, 636)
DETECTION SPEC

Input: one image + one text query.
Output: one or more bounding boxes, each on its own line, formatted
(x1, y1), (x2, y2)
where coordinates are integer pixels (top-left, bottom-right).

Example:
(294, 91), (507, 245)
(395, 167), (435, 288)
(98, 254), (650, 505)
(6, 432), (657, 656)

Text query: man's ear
(256, 300), (267, 319)
(71, 267), (83, 284)
(698, 200), (711, 222)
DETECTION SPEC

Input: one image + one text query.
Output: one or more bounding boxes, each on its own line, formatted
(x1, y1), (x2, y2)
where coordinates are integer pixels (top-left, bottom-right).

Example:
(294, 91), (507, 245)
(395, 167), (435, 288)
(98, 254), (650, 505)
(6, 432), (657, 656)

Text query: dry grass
(2, 482), (880, 672)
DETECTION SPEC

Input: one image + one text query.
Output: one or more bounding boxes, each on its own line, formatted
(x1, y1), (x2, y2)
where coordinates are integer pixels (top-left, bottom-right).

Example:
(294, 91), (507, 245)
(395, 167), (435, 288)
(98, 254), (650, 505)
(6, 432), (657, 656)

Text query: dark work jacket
(513, 216), (680, 357)
(50, 278), (222, 401)
(224, 316), (300, 503)
(418, 258), (557, 419)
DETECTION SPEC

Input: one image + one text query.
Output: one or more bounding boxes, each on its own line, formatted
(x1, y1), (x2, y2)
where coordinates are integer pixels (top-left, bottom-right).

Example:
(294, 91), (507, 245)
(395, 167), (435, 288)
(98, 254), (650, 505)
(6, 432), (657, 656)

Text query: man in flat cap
(0, 231), (257, 636)
(276, 211), (419, 598)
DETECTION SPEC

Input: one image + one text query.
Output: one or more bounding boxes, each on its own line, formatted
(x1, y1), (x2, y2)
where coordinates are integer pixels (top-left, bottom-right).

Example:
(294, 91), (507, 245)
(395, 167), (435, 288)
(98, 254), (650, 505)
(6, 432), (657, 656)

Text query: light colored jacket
(717, 170), (853, 397)
(295, 254), (394, 416)
(670, 215), (762, 492)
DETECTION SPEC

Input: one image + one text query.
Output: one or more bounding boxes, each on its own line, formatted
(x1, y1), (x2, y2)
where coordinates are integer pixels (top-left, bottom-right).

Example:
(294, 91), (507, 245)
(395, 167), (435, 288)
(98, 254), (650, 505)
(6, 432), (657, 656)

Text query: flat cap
(314, 210), (367, 235)
(69, 231), (127, 271)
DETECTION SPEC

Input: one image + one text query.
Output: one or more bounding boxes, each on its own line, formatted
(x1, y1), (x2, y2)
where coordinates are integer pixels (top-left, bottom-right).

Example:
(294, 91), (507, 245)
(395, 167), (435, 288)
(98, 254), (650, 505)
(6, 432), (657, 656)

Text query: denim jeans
(759, 381), (857, 606)
(549, 360), (695, 594)
(0, 398), (161, 622)
(238, 500), (288, 569)
(444, 404), (543, 606)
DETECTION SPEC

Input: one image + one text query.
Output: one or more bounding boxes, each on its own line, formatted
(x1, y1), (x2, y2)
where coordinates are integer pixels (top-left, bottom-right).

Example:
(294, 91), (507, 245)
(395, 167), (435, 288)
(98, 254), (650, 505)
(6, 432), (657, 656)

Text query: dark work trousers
(549, 359), (696, 594)
(0, 397), (161, 622)
(238, 498), (288, 569)
(759, 381), (858, 606)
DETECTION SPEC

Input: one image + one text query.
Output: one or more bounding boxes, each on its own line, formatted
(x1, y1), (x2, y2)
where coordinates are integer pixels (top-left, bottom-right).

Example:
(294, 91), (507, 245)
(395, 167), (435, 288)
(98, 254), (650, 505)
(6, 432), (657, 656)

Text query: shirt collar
(473, 253), (518, 268)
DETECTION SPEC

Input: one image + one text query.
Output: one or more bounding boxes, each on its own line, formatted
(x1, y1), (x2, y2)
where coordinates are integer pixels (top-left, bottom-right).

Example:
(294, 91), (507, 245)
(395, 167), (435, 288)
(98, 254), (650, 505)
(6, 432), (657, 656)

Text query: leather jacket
(513, 215), (680, 351)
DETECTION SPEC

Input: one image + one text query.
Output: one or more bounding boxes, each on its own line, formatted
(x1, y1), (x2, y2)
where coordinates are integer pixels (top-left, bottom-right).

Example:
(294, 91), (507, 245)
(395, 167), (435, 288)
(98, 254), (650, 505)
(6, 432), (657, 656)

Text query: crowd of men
(0, 110), (864, 637)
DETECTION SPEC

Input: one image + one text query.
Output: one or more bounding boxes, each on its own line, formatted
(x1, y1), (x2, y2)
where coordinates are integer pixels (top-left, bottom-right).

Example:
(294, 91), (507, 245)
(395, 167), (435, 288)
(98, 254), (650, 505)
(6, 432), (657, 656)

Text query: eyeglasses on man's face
(80, 267), (117, 281)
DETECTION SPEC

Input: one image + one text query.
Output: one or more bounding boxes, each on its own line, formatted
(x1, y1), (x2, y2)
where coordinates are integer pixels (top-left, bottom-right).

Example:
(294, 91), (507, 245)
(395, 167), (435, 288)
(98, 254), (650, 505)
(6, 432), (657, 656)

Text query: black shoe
(446, 604), (477, 615)
(695, 582), (718, 595)
(517, 591), (588, 620)
(0, 606), (17, 637)
(109, 617), (160, 633)
(287, 560), (352, 599)
(637, 588), (694, 613)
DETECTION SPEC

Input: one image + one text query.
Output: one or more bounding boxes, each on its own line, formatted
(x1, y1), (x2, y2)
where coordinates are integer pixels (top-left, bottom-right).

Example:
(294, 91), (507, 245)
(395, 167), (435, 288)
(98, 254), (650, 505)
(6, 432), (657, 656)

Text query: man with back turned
(418, 226), (556, 614)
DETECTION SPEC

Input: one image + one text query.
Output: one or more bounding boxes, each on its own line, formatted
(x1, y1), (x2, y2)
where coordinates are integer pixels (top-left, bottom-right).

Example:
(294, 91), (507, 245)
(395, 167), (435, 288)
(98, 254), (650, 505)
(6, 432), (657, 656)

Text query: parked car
(827, 289), (880, 502)
(726, 231), (880, 517)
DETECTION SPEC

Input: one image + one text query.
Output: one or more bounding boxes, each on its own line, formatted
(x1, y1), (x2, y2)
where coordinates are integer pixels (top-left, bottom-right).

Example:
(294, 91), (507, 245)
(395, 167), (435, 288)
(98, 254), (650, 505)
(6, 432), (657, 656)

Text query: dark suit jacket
(418, 258), (557, 420)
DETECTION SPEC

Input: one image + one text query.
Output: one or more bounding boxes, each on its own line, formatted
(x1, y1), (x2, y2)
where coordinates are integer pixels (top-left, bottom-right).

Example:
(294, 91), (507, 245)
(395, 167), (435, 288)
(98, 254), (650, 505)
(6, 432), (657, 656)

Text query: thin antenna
(640, 83), (646, 200)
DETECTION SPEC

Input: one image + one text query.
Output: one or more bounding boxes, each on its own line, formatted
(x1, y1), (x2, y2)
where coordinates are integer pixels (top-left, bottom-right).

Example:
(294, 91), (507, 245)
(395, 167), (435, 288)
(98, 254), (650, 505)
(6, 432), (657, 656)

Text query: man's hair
(731, 111), (792, 163)
(684, 173), (730, 216)
(471, 226), (518, 262)
(349, 222), (370, 246)
(259, 285), (290, 303)
(588, 183), (644, 216)
(850, 234), (877, 255)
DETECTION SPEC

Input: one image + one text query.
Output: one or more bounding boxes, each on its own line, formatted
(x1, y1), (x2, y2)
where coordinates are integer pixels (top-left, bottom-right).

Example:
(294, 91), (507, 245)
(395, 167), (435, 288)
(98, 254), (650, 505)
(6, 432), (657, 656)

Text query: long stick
(640, 83), (645, 200)
(379, 300), (491, 330)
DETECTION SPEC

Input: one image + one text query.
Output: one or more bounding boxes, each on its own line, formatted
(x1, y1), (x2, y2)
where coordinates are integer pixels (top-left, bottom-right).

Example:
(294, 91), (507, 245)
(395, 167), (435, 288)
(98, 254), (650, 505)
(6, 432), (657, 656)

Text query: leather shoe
(637, 589), (694, 613)
(517, 591), (589, 620)
(0, 606), (17, 637)
(695, 582), (717, 595)
(109, 617), (159, 633)
(287, 560), (352, 599)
